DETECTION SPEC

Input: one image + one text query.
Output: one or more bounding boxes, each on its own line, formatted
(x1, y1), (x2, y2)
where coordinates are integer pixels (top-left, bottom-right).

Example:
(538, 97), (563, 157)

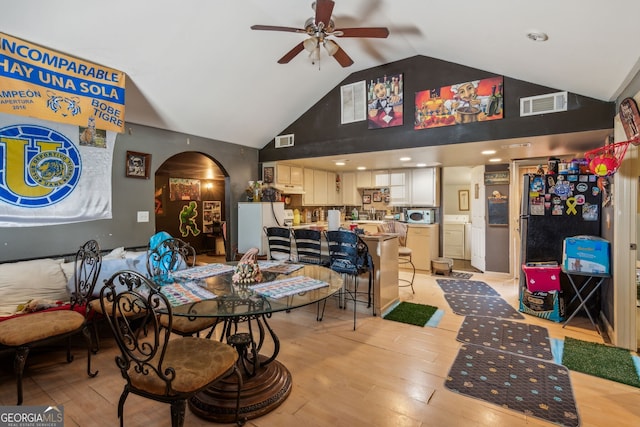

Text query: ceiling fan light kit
(251, 0), (390, 67)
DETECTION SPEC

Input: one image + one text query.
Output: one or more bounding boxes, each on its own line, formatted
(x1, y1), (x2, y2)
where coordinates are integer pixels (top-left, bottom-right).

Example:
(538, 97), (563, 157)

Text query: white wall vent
(275, 134), (294, 148)
(520, 91), (568, 117)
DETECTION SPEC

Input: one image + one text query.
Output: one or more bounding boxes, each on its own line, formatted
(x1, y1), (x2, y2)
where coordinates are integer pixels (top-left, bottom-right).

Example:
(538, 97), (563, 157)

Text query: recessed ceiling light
(416, 163), (427, 167)
(357, 166), (366, 170)
(481, 150), (496, 155)
(335, 161), (346, 166)
(526, 32), (548, 42)
(399, 157), (411, 162)
(489, 158), (502, 162)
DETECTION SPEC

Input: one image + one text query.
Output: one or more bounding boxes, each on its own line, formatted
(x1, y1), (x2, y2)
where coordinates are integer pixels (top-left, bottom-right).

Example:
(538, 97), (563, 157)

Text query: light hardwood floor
(1, 269), (639, 427)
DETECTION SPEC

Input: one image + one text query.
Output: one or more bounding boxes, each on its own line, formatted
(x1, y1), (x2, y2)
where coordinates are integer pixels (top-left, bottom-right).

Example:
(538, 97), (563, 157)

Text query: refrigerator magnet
(576, 182), (588, 192)
(583, 203), (598, 221)
(574, 194), (586, 205)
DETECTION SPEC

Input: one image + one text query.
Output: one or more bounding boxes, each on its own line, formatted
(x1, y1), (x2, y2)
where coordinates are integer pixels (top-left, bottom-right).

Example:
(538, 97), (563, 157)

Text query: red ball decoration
(589, 154), (619, 176)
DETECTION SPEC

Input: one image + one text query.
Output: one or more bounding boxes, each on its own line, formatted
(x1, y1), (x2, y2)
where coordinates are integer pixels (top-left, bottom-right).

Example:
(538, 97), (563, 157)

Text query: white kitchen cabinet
(327, 172), (339, 205)
(302, 168), (314, 205)
(374, 170), (389, 187)
(389, 170), (409, 205)
(411, 167), (439, 206)
(314, 169), (328, 205)
(356, 171), (373, 188)
(275, 163), (291, 185)
(341, 172), (359, 205)
(405, 224), (439, 271)
(290, 166), (303, 186)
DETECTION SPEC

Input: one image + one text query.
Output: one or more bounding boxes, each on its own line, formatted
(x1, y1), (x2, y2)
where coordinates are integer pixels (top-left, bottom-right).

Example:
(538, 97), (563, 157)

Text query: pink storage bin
(522, 264), (561, 292)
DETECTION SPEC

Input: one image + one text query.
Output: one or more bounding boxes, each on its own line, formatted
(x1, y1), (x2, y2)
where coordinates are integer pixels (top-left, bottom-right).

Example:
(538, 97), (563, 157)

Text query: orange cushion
(0, 310), (84, 346)
(127, 337), (238, 395)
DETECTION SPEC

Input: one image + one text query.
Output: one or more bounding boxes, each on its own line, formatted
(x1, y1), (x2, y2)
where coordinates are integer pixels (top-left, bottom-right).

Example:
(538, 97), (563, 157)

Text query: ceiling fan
(251, 0), (389, 67)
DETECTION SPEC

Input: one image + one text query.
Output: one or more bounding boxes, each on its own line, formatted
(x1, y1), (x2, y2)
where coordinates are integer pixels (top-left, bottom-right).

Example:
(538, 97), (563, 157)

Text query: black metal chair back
(147, 237), (196, 279)
(71, 239), (103, 309)
(293, 228), (329, 266)
(71, 239), (103, 376)
(263, 226), (292, 261)
(100, 270), (242, 426)
(324, 230), (374, 330)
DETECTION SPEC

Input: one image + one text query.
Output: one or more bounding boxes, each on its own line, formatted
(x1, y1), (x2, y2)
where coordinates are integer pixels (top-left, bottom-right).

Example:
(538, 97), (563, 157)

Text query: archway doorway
(154, 152), (228, 257)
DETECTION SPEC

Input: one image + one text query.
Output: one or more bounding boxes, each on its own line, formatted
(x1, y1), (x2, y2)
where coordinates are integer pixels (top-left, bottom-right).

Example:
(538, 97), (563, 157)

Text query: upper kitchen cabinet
(327, 171), (339, 205)
(356, 171), (373, 188)
(411, 168), (440, 207)
(302, 168), (315, 205)
(341, 172), (359, 205)
(374, 170), (390, 187)
(276, 163), (291, 184)
(263, 162), (304, 193)
(314, 169), (328, 205)
(389, 170), (409, 205)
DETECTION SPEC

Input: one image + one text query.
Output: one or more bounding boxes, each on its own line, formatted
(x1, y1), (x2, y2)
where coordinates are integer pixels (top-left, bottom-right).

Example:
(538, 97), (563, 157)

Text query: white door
(511, 162), (541, 279)
(470, 166), (486, 272)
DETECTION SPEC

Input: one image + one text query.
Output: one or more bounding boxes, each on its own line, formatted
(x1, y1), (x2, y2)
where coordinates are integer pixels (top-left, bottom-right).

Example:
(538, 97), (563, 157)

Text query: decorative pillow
(60, 261), (76, 283)
(123, 249), (147, 259)
(103, 246), (126, 260)
(0, 258), (69, 316)
(66, 255), (149, 297)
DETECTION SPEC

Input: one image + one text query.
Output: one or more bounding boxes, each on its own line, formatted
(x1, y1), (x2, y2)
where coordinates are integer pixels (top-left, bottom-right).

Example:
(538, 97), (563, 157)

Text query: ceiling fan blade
(334, 27), (390, 38)
(251, 25), (306, 34)
(331, 44), (354, 67)
(277, 42), (305, 64)
(314, 0), (335, 28)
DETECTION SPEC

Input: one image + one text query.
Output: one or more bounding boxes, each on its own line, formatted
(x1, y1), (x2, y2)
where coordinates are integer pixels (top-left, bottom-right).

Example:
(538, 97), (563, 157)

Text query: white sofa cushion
(0, 258), (69, 316)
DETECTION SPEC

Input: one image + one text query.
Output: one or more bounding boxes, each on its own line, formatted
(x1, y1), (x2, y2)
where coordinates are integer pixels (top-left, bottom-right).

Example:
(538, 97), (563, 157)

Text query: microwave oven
(405, 209), (436, 224)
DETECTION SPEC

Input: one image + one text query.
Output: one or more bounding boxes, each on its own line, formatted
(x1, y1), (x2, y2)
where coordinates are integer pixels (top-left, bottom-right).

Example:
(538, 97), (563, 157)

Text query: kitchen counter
(360, 233), (399, 314)
(404, 223), (439, 228)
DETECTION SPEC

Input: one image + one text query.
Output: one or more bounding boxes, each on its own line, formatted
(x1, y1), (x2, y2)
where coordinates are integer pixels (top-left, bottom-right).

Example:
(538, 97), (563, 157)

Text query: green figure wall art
(179, 201), (201, 237)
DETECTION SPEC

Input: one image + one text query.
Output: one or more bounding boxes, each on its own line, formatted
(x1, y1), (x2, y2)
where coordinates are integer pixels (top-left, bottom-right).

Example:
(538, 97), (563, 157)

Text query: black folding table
(561, 268), (610, 338)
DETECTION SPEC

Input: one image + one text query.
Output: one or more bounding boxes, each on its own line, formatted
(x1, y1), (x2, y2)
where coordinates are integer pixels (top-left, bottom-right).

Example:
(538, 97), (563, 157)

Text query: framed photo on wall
(263, 166), (274, 183)
(363, 194), (371, 204)
(458, 190), (470, 211)
(126, 151), (151, 179)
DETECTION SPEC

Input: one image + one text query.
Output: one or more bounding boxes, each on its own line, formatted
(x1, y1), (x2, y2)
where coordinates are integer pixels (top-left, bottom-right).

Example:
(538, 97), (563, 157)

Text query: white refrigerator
(237, 202), (286, 256)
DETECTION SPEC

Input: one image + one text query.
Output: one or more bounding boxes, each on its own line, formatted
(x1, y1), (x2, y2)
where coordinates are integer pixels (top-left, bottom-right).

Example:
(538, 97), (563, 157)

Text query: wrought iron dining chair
(99, 270), (243, 427)
(324, 229), (375, 330)
(263, 226), (293, 261)
(0, 239), (101, 404)
(147, 237), (219, 338)
(147, 237), (196, 279)
(378, 221), (415, 293)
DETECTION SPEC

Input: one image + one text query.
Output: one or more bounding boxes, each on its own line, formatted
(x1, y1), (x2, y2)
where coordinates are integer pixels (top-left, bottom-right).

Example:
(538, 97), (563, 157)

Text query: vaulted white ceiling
(3, 1), (639, 167)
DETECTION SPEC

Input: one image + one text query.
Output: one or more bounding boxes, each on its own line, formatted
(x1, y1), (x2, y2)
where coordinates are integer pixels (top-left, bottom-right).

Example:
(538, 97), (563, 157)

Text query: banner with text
(0, 113), (116, 227)
(0, 32), (125, 133)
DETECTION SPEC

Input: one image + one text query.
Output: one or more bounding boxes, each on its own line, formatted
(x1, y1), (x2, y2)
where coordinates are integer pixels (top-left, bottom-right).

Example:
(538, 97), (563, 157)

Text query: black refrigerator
(519, 173), (603, 310)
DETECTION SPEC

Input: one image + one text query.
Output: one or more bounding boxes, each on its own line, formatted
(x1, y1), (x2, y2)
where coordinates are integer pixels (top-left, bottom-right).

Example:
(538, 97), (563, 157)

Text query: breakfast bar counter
(360, 233), (399, 314)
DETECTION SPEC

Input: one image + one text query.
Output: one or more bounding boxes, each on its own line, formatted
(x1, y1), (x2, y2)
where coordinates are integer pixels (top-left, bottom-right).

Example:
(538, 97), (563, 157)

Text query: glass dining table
(156, 261), (343, 423)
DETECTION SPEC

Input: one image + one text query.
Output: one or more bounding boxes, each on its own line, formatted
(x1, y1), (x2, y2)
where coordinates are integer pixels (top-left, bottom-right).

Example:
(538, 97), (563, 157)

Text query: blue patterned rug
(457, 316), (552, 360)
(445, 343), (580, 426)
(436, 279), (499, 296)
(444, 293), (524, 319)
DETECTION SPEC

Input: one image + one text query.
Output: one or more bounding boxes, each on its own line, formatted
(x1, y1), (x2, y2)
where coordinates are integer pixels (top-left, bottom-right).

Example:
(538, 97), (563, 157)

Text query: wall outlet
(137, 211), (149, 222)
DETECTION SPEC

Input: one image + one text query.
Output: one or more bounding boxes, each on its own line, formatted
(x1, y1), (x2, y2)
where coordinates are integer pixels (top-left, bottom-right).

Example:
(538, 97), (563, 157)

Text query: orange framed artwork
(415, 76), (504, 130)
